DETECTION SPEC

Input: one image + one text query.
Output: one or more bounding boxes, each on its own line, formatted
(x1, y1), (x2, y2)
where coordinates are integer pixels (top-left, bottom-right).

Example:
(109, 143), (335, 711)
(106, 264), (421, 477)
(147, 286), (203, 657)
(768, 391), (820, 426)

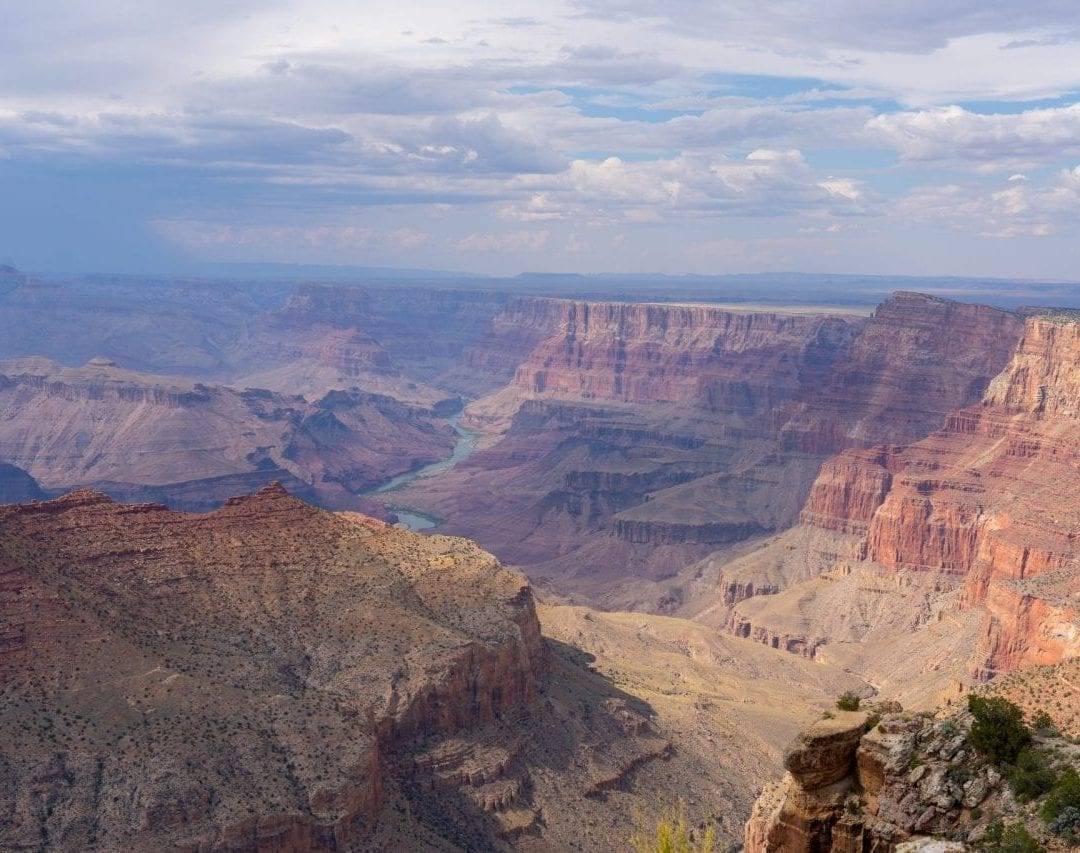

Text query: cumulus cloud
(4, 0), (1080, 275)
(868, 104), (1080, 171)
(490, 149), (878, 228)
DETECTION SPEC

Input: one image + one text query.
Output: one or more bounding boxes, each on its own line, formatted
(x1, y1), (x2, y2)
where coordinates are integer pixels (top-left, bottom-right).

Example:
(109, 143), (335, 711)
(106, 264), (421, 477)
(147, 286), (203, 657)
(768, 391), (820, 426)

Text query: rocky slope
(718, 312), (1080, 698)
(0, 357), (454, 512)
(0, 485), (543, 850)
(0, 487), (873, 851)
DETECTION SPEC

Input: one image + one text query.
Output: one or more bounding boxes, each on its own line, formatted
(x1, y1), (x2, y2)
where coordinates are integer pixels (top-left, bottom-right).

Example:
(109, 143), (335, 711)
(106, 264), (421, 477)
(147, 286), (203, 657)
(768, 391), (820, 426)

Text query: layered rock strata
(779, 292), (1024, 454)
(395, 293), (1024, 608)
(790, 314), (1080, 679)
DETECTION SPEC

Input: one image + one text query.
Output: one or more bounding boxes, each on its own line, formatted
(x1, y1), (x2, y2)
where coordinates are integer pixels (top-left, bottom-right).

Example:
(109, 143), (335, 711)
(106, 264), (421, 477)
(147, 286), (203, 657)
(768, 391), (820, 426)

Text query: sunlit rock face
(792, 314), (1080, 679)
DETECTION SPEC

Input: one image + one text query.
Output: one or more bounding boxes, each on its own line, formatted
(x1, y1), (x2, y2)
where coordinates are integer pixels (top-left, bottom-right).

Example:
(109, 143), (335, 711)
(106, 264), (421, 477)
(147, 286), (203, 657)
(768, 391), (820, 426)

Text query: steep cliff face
(780, 292), (1024, 454)
(451, 296), (582, 401)
(508, 299), (860, 408)
(790, 314), (1080, 679)
(0, 358), (455, 511)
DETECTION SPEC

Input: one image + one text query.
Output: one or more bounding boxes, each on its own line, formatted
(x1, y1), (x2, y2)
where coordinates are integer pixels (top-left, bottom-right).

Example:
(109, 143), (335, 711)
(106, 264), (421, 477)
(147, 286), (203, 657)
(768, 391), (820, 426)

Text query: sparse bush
(968, 695), (1032, 766)
(981, 820), (1044, 852)
(836, 692), (861, 712)
(1046, 806), (1080, 841)
(630, 802), (716, 853)
(1031, 712), (1058, 737)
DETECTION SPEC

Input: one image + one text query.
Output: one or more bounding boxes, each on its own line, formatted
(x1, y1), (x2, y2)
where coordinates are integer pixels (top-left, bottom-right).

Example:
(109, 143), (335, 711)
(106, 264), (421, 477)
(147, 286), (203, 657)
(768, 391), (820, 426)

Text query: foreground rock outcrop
(0, 484), (544, 850)
(745, 703), (1080, 852)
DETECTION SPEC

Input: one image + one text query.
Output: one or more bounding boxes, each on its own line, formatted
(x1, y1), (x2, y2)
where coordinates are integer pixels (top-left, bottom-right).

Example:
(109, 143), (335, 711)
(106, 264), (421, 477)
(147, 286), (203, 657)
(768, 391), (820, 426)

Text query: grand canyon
(1, 267), (1078, 851)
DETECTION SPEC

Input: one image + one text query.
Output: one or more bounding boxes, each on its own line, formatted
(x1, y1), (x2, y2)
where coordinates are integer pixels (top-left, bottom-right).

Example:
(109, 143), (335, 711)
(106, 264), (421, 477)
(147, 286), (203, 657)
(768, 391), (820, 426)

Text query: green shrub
(981, 820), (1045, 852)
(1041, 767), (1080, 823)
(1046, 806), (1080, 840)
(1008, 749), (1057, 802)
(836, 692), (861, 712)
(968, 695), (1032, 765)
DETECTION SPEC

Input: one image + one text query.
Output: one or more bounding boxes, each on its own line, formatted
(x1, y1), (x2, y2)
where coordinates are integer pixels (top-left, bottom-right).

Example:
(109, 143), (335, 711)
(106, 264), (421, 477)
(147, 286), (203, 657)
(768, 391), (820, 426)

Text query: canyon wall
(734, 313), (1080, 683)
(779, 291), (1025, 454)
(394, 293), (1027, 608)
(507, 298), (859, 408)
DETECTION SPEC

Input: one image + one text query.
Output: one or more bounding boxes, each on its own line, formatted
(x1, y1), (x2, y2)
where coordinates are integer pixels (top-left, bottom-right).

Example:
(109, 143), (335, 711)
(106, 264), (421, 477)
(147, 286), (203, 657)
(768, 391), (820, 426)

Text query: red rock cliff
(799, 314), (1080, 677)
(781, 292), (1024, 454)
(510, 298), (861, 409)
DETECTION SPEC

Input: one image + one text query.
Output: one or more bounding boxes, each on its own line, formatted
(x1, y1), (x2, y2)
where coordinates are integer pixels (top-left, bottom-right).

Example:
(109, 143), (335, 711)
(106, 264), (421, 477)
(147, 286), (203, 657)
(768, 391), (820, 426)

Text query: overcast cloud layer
(2, 0), (1080, 277)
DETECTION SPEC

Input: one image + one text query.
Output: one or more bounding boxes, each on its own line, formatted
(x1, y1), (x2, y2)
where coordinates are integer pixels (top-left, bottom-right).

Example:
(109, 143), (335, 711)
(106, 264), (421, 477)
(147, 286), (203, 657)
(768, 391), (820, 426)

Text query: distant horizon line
(9, 262), (1080, 288)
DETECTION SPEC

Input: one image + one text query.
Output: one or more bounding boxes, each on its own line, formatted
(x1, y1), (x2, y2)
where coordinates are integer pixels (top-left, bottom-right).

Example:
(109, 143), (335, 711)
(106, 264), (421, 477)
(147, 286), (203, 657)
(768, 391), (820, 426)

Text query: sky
(2, 1), (1080, 278)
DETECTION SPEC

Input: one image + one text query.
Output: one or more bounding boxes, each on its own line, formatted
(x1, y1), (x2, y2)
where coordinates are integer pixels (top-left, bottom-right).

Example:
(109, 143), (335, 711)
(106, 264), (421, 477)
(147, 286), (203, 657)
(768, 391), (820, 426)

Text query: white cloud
(3, 0), (1080, 276)
(868, 104), (1080, 171)
(897, 165), (1080, 238)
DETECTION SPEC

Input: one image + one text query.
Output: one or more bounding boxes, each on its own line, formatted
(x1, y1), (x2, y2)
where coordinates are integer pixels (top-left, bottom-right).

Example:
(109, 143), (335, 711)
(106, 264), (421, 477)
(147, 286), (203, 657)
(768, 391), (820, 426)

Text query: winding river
(365, 413), (480, 531)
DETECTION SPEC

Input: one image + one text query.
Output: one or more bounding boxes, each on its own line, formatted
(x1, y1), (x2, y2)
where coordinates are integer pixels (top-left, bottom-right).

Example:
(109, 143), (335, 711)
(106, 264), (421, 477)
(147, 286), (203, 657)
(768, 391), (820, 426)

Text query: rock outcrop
(745, 708), (1031, 852)
(0, 485), (545, 850)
